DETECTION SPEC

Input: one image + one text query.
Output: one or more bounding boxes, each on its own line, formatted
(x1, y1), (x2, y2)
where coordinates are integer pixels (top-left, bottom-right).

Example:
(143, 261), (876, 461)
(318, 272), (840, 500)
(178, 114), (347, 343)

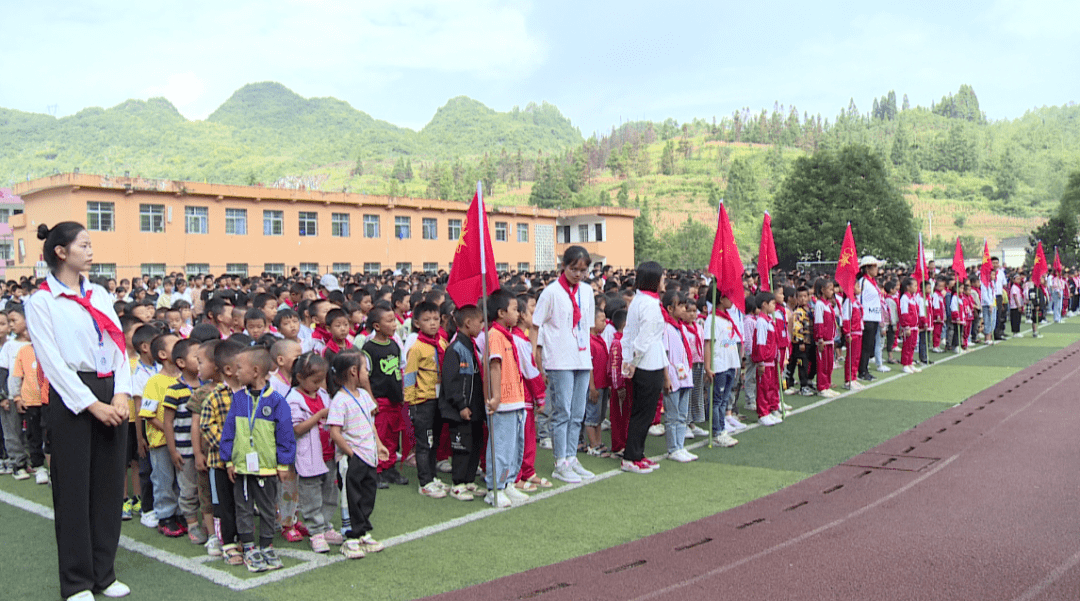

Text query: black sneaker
(858, 372), (875, 382)
(385, 466), (409, 486)
(375, 472), (390, 490)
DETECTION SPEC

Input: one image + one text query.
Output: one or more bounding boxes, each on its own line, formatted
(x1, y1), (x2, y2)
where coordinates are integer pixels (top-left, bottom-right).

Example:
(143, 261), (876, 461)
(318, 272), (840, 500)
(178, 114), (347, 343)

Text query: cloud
(143, 73), (207, 117)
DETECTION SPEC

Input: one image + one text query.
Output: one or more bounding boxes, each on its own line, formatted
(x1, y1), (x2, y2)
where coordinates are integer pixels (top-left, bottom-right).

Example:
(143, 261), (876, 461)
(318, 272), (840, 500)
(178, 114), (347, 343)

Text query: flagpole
(708, 280), (717, 449)
(478, 180), (498, 496)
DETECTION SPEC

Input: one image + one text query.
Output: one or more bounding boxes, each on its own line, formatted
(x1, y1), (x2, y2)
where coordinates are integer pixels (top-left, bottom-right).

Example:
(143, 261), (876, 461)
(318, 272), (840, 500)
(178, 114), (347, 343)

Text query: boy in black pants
(440, 305), (486, 501)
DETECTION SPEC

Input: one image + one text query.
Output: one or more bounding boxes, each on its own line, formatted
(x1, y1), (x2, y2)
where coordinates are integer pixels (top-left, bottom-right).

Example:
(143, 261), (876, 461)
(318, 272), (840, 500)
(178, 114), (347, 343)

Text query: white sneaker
(503, 485), (529, 504)
(820, 389), (840, 398)
(140, 510), (158, 528)
(431, 478), (449, 491)
(102, 580), (131, 598)
(569, 457), (595, 479)
(726, 415), (747, 430)
(667, 449), (693, 462)
(648, 424), (665, 436)
(449, 484), (474, 501)
(902, 365), (916, 374)
(436, 459), (452, 473)
(684, 428), (695, 439)
(783, 387), (798, 395)
(552, 460), (582, 484)
(877, 365), (891, 373)
(683, 449), (699, 461)
(484, 490), (512, 508)
(418, 482), (447, 498)
(12, 468), (30, 481)
(769, 411), (784, 423)
(205, 535), (223, 557)
(931, 347), (943, 353)
(538, 437), (553, 450)
(67, 592), (94, 601)
(713, 432), (739, 447)
(35, 468), (49, 485)
(781, 402), (793, 411)
(849, 381), (865, 391)
(600, 418), (611, 431)
(758, 415), (777, 426)
(689, 424), (709, 437)
(1014, 333), (1023, 338)
(913, 365), (923, 372)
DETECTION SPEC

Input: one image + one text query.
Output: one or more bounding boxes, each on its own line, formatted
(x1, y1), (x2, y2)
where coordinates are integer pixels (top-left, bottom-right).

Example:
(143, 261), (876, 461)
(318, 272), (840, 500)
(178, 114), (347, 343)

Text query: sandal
(527, 476), (554, 488)
(515, 480), (538, 492)
(223, 544), (244, 566)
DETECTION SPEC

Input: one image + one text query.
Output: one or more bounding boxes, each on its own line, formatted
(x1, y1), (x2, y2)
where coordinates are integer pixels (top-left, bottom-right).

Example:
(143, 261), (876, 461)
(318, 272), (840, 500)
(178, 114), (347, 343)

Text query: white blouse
(25, 272), (133, 414)
(621, 292), (666, 371)
(532, 281), (594, 371)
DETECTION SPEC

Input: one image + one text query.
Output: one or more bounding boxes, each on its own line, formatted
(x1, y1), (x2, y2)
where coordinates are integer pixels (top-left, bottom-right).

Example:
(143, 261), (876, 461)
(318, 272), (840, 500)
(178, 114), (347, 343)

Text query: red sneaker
(158, 521), (185, 538)
(641, 458), (659, 469)
(294, 521), (311, 538)
(281, 526), (303, 543)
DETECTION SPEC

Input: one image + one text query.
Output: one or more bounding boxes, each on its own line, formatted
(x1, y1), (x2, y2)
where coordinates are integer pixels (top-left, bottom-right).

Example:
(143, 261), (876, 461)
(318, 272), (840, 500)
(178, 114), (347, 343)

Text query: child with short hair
(362, 306), (409, 488)
(741, 294), (760, 411)
(11, 326), (49, 484)
(789, 286), (815, 396)
(702, 290), (741, 447)
(949, 282), (969, 353)
(199, 339), (246, 565)
(274, 308), (302, 346)
(813, 279), (840, 396)
(286, 352), (345, 553)
(607, 309), (632, 456)
(220, 346), (296, 573)
(189, 340), (223, 557)
(899, 277), (921, 373)
(484, 289), (528, 508)
(166, 308), (185, 338)
(404, 301), (448, 498)
(268, 337), (303, 540)
(660, 290), (697, 460)
(841, 281), (865, 391)
(931, 278), (947, 352)
(139, 333), (184, 536)
(0, 308), (30, 480)
(129, 323), (161, 524)
(322, 308), (354, 364)
(685, 298), (709, 436)
(244, 308), (268, 341)
(306, 299), (332, 354)
(161, 338), (207, 543)
(584, 307), (610, 456)
(918, 281), (933, 366)
(439, 305), (487, 501)
(269, 338), (302, 399)
(511, 295), (549, 491)
(1009, 274), (1025, 338)
(752, 290), (782, 425)
(327, 349), (388, 559)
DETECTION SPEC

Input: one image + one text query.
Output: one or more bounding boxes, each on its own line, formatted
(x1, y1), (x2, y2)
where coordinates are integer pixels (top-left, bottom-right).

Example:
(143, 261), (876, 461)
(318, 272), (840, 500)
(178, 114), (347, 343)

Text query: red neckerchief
(350, 322), (362, 337)
(558, 273), (581, 328)
(299, 389), (334, 462)
(416, 332), (445, 371)
(40, 280), (125, 358)
(686, 319), (704, 358)
(661, 307), (693, 363)
(639, 290), (659, 300)
(438, 327), (450, 344)
(312, 323), (332, 343)
(714, 308), (742, 342)
(324, 336), (352, 356)
(395, 313), (406, 325)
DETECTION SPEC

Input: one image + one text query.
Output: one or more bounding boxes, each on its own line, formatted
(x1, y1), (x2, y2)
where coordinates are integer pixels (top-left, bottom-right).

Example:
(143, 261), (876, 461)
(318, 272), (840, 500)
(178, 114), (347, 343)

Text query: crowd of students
(0, 245), (1072, 576)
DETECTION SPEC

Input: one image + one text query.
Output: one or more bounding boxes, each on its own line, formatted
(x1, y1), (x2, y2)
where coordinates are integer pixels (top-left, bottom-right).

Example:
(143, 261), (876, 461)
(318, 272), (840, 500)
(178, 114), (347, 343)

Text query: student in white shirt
(25, 222), (133, 601)
(532, 246), (596, 484)
(702, 288), (743, 447)
(619, 261), (666, 474)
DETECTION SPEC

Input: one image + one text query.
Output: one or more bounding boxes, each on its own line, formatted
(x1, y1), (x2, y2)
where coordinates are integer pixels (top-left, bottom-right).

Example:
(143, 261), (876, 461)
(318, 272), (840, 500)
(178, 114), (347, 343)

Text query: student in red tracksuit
(899, 277), (921, 373)
(813, 279), (839, 398)
(752, 291), (782, 425)
(962, 282), (975, 347)
(949, 283), (968, 353)
(931, 280), (946, 352)
(772, 285), (791, 396)
(607, 310), (630, 456)
(841, 281), (864, 391)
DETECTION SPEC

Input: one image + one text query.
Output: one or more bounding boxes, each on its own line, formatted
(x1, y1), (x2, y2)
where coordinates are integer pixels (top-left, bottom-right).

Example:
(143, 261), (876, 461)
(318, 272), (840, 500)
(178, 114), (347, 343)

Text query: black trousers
(449, 419), (484, 486)
(409, 401), (442, 487)
(995, 296), (1007, 338)
(25, 404), (46, 468)
(50, 373), (126, 598)
(1010, 308), (1022, 334)
(858, 321), (879, 376)
(344, 455), (377, 538)
(210, 467), (238, 545)
(787, 344), (813, 388)
(624, 368), (664, 463)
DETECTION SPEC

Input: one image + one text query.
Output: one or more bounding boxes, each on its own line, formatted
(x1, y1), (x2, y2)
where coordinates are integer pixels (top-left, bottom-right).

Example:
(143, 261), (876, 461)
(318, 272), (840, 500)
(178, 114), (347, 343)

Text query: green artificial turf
(3, 319), (1079, 600)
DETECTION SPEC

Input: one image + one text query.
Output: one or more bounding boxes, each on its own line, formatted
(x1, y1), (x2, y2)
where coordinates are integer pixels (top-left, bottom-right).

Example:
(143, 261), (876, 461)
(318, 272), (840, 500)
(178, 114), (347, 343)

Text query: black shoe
(858, 372), (874, 382)
(375, 472), (390, 489)
(385, 466), (409, 486)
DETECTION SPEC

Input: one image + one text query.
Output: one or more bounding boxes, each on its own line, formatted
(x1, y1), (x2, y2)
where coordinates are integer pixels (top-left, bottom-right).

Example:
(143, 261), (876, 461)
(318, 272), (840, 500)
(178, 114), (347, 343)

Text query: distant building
(994, 236), (1030, 268)
(8, 173), (638, 280)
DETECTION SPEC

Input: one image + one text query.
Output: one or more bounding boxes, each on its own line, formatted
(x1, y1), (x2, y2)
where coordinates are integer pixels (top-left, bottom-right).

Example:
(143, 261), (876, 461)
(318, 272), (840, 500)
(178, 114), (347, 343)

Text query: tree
(351, 157), (364, 177)
(995, 146), (1020, 201)
(1031, 171), (1080, 266)
(902, 94), (910, 111)
(633, 197), (661, 263)
(658, 215), (713, 269)
(724, 156), (762, 219)
(616, 181), (629, 206)
(660, 141), (676, 175)
(599, 190), (610, 206)
(772, 145), (916, 267)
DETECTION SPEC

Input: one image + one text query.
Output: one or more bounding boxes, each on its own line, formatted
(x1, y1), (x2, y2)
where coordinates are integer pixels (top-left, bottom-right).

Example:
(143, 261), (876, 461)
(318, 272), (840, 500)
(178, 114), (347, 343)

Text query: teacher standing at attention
(25, 222), (133, 601)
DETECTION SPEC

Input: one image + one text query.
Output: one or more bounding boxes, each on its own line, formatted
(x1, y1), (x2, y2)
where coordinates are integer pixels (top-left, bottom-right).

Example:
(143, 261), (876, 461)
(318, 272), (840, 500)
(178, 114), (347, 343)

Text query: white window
(226, 263), (248, 277)
(185, 206), (208, 234)
(225, 208), (247, 235)
(448, 218), (462, 241)
(422, 217), (438, 240)
(263, 210), (284, 236)
(578, 224), (589, 243)
(86, 202), (114, 232)
(595, 223), (604, 242)
(333, 262), (352, 273)
(299, 211), (318, 237)
(89, 263), (116, 279)
(517, 223), (528, 243)
(0, 241), (13, 262)
(0, 209), (10, 223)
(423, 262), (438, 272)
(396, 262), (412, 273)
(142, 263), (166, 277)
(140, 204), (165, 233)
(363, 214), (380, 238)
(299, 262), (319, 274)
(331, 213), (350, 237)
(518, 262), (530, 272)
(496, 262), (509, 272)
(395, 216), (411, 239)
(264, 263), (286, 276)
(558, 225), (571, 243)
(364, 262), (381, 274)
(185, 263), (209, 276)
(495, 222), (508, 242)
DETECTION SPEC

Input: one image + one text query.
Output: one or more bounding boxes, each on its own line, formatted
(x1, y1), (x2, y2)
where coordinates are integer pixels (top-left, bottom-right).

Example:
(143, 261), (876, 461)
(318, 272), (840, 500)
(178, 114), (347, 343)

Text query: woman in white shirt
(619, 261), (667, 474)
(25, 222), (133, 601)
(532, 246), (596, 484)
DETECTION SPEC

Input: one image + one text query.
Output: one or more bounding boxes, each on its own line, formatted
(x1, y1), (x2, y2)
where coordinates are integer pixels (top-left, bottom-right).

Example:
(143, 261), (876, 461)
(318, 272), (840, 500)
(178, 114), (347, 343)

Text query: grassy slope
(4, 320), (1077, 600)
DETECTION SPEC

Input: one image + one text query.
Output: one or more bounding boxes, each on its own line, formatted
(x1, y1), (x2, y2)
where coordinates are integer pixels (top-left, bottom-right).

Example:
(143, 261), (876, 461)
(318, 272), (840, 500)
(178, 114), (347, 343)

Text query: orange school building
(7, 173), (639, 281)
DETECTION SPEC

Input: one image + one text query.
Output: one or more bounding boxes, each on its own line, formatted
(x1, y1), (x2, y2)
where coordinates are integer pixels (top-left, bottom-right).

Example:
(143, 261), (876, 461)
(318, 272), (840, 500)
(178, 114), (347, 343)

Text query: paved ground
(434, 342), (1080, 601)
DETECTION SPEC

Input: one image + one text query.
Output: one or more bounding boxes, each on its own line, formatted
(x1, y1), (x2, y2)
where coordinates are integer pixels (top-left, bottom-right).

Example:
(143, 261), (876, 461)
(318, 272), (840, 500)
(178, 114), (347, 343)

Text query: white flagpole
(477, 180), (499, 498)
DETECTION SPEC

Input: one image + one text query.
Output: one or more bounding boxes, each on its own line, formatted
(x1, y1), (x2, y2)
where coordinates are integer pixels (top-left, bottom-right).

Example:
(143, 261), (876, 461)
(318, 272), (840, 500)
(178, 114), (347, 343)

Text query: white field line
(0, 320), (1066, 591)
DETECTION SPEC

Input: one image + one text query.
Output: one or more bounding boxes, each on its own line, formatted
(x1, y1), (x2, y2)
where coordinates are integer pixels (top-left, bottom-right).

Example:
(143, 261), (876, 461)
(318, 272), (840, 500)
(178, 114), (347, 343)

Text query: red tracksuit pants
(932, 322), (943, 348)
(609, 385), (631, 452)
(817, 343), (834, 391)
(962, 322), (971, 348)
(517, 404), (538, 482)
(756, 363), (780, 417)
(375, 398), (415, 472)
(901, 327), (918, 366)
(845, 334), (862, 383)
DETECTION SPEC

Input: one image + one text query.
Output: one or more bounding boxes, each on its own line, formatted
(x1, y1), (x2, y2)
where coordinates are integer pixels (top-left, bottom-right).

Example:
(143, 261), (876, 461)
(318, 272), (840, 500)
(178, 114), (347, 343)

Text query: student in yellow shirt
(137, 333), (184, 537)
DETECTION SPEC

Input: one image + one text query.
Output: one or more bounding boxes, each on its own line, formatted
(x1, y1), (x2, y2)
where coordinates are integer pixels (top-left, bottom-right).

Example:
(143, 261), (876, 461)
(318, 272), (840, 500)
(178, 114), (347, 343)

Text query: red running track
(432, 342), (1080, 601)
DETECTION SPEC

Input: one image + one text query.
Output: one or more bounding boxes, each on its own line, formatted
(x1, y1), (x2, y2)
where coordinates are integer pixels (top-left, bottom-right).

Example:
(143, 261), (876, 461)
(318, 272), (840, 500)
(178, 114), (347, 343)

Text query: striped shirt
(326, 387), (378, 467)
(163, 377), (201, 456)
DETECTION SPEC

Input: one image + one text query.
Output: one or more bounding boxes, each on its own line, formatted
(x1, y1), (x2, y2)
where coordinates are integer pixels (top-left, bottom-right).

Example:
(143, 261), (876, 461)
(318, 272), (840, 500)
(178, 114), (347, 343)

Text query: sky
(0, 0), (1077, 136)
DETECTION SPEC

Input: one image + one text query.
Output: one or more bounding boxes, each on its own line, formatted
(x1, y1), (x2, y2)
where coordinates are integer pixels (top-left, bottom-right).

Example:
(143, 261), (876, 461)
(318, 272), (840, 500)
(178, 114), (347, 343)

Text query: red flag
(708, 202), (745, 312)
(914, 233), (927, 283)
(952, 236), (966, 281)
(446, 184), (500, 306)
(757, 211), (778, 289)
(1053, 247), (1062, 275)
(1032, 240), (1048, 284)
(834, 223), (858, 300)
(979, 239), (993, 287)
